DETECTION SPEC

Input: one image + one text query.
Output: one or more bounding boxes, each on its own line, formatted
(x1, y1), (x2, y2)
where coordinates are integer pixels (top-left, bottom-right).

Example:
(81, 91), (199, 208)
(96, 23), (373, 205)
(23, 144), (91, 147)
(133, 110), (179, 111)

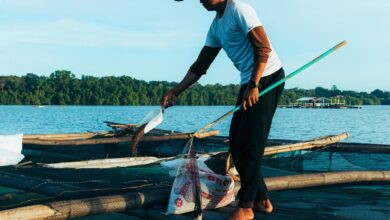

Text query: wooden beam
(24, 132), (110, 140)
(104, 121), (137, 130)
(265, 171), (390, 191)
(0, 187), (171, 220)
(264, 132), (349, 156)
(22, 130), (220, 146)
(43, 157), (175, 169)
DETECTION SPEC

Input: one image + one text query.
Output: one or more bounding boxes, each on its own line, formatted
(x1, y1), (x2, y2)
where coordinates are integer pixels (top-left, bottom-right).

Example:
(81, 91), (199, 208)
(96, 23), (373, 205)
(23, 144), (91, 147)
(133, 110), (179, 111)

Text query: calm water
(0, 105), (389, 219)
(0, 105), (389, 144)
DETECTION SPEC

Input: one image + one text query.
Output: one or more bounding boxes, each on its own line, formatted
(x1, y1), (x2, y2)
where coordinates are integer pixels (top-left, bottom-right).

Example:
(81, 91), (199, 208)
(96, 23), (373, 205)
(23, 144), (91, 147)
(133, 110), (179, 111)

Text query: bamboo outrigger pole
(264, 132), (349, 156)
(196, 41), (348, 134)
(23, 130), (219, 146)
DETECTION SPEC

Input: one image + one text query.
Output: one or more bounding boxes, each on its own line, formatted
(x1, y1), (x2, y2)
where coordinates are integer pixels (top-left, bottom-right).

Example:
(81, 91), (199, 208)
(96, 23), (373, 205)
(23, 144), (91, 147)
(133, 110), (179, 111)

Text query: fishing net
(1, 125), (389, 220)
(262, 144), (390, 174)
(0, 163), (174, 210)
(0, 126), (232, 212)
(334, 143), (390, 171)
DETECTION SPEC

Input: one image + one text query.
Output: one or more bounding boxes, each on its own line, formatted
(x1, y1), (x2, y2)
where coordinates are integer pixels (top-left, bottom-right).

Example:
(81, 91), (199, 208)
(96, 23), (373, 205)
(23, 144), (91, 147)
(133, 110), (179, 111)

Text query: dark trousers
(229, 68), (285, 208)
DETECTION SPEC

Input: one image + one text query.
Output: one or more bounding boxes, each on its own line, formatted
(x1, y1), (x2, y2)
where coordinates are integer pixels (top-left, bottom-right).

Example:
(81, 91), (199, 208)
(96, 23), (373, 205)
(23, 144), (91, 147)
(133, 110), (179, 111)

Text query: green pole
(195, 41), (348, 135)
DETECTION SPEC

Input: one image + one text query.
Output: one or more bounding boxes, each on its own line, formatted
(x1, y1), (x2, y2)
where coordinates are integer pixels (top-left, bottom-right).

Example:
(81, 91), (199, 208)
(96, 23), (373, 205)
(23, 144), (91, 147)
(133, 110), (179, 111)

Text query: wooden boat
(21, 121), (389, 156)
(40, 132), (349, 170)
(22, 122), (218, 149)
(21, 123), (220, 163)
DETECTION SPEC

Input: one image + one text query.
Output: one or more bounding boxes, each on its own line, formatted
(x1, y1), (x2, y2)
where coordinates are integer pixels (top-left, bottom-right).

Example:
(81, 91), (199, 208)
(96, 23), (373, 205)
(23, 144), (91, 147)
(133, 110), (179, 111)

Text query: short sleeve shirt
(205, 0), (282, 85)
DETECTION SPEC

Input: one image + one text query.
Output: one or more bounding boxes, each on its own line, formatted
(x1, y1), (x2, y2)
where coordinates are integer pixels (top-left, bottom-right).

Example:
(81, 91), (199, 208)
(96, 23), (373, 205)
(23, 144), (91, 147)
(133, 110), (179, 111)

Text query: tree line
(0, 70), (389, 105)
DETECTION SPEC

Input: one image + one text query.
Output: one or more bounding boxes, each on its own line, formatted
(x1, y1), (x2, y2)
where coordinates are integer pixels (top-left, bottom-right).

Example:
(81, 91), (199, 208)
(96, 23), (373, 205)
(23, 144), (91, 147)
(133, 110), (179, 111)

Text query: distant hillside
(0, 70), (389, 105)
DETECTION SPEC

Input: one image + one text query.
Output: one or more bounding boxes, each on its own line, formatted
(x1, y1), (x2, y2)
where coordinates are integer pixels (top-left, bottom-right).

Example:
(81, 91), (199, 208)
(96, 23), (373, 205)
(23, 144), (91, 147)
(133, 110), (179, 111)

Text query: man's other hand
(242, 87), (259, 111)
(161, 90), (177, 112)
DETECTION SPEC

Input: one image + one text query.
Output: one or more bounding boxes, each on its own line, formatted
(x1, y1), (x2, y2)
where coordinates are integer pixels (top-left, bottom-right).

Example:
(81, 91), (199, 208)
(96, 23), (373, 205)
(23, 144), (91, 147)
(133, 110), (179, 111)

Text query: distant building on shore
(296, 97), (332, 108)
(282, 96), (361, 109)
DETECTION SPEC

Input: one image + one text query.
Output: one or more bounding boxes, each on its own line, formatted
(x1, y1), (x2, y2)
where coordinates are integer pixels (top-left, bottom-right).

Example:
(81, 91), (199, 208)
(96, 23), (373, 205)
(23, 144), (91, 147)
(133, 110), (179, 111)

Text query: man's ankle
(229, 207), (254, 220)
(254, 197), (273, 213)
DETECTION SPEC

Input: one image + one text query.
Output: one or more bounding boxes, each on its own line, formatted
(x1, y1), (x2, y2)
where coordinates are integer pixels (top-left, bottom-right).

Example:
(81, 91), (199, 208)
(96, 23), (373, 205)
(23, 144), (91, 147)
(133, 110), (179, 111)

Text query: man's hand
(161, 90), (177, 112)
(242, 87), (259, 111)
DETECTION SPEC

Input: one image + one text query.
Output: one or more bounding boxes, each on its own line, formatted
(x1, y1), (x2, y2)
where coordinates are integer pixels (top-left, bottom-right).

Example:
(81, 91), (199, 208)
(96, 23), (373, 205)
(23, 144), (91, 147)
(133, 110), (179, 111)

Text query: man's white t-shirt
(205, 0), (283, 85)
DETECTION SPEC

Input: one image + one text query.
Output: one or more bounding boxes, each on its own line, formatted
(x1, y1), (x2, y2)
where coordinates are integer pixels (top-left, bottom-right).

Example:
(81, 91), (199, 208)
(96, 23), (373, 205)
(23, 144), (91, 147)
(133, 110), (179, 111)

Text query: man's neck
(216, 0), (228, 18)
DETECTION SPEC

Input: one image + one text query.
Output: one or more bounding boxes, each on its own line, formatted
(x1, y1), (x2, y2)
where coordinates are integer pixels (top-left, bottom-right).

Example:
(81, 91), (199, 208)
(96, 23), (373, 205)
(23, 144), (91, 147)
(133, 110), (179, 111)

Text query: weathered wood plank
(23, 130), (219, 146)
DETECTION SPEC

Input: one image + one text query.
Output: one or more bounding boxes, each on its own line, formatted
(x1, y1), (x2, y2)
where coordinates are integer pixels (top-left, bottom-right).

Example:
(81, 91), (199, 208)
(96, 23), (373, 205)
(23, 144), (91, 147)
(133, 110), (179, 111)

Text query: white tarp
(0, 134), (25, 166)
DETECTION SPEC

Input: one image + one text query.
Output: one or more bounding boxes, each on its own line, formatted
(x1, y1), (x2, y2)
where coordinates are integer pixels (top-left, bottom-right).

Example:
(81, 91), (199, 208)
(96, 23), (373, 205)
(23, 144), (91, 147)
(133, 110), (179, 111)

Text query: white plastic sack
(137, 109), (163, 134)
(164, 157), (235, 215)
(0, 134), (25, 166)
(161, 156), (211, 177)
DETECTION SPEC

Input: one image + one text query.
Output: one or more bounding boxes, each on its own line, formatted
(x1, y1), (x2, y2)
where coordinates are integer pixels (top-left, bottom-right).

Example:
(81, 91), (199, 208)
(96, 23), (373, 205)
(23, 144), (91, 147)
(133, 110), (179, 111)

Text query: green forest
(0, 70), (389, 106)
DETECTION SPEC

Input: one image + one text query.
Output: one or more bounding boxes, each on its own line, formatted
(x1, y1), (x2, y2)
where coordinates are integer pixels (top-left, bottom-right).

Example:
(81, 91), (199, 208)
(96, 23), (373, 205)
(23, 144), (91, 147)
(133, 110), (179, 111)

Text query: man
(162, 0), (284, 219)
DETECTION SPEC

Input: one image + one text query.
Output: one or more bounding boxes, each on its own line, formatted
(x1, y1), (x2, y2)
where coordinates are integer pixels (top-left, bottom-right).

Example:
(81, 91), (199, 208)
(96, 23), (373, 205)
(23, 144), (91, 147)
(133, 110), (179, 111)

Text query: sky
(0, 0), (389, 92)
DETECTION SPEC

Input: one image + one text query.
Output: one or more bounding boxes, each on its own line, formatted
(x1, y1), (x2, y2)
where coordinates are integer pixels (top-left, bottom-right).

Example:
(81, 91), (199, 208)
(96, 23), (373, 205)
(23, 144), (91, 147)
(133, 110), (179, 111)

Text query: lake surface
(0, 105), (389, 144)
(0, 105), (389, 219)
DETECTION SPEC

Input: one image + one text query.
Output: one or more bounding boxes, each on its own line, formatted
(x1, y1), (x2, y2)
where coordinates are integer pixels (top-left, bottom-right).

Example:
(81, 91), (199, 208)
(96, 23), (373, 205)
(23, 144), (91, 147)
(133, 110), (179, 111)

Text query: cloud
(0, 19), (203, 49)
